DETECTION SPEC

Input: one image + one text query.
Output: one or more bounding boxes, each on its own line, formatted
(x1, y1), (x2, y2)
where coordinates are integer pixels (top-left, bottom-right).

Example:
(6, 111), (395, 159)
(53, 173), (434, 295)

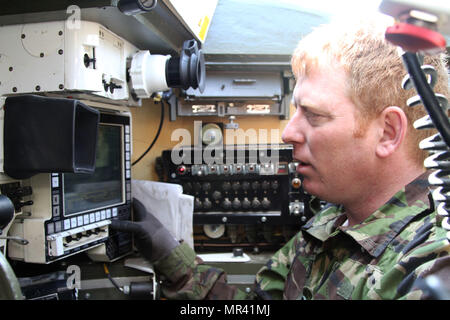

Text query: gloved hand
(110, 198), (180, 262)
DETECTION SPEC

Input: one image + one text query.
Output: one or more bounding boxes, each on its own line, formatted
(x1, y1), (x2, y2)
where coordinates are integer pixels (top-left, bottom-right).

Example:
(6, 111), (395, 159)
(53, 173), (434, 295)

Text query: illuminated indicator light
(291, 178), (302, 189)
(177, 166), (186, 175)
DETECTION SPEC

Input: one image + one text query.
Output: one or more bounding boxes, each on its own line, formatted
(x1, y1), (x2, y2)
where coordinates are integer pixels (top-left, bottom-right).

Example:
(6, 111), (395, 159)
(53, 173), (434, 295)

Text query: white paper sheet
(131, 180), (194, 249)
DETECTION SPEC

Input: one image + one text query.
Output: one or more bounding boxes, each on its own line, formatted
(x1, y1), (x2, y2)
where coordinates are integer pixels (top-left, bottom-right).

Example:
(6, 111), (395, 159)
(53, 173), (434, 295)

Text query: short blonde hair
(291, 14), (449, 165)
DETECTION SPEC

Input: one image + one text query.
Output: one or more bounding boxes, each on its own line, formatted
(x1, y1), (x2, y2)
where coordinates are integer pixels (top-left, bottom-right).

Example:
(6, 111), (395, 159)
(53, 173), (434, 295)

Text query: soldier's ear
(375, 106), (407, 158)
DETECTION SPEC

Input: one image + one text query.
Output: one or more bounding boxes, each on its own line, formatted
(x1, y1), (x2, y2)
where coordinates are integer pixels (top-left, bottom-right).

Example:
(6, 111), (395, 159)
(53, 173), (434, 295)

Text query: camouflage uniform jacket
(154, 172), (450, 299)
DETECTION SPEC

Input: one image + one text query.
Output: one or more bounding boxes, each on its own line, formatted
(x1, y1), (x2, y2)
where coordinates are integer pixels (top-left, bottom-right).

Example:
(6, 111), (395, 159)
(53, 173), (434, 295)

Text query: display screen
(63, 124), (123, 216)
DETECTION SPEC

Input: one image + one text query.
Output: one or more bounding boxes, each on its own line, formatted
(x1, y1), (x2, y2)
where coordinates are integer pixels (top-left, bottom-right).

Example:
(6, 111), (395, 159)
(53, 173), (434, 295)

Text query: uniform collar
(303, 171), (433, 258)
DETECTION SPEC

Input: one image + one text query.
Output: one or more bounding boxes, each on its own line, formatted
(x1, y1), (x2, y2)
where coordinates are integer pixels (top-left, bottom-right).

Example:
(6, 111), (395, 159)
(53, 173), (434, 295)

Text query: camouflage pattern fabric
(154, 172), (450, 299)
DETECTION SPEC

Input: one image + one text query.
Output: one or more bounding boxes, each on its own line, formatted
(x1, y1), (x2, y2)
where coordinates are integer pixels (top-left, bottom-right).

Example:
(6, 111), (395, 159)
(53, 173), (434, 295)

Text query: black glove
(110, 198), (179, 262)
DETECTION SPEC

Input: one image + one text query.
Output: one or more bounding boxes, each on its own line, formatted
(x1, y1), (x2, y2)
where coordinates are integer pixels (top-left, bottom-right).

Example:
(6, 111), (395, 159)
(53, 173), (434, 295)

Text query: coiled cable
(401, 51), (450, 242)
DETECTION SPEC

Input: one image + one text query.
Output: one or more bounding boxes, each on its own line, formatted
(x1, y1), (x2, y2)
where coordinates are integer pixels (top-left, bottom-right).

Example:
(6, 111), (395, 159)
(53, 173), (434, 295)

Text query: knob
(203, 198), (212, 210)
(84, 53), (96, 68)
(271, 180), (279, 190)
(222, 198), (232, 210)
(194, 198), (202, 210)
(261, 180), (270, 190)
(222, 181), (231, 191)
(212, 190), (222, 200)
(9, 186), (33, 198)
(202, 182), (211, 191)
(241, 181), (250, 191)
(107, 82), (122, 94)
(251, 198), (261, 209)
(18, 200), (34, 209)
(193, 182), (202, 192)
(251, 181), (260, 190)
(231, 182), (241, 191)
(103, 79), (109, 92)
(183, 182), (192, 193)
(232, 198), (241, 210)
(242, 197), (251, 210)
(261, 197), (271, 209)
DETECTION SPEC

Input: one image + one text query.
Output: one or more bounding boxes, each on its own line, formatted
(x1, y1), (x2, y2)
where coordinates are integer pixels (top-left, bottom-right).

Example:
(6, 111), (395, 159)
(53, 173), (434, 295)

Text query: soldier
(112, 14), (450, 299)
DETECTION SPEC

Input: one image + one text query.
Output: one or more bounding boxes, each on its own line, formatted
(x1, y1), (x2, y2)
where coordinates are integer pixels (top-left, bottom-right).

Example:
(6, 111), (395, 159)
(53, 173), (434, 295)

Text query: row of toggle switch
(64, 227), (106, 245)
(176, 162), (290, 177)
(194, 196), (272, 211)
(184, 180), (280, 194)
(47, 220), (110, 257)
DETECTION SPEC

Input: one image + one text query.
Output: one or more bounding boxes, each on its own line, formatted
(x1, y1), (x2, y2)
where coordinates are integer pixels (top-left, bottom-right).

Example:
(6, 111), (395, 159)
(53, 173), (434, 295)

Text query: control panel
(5, 112), (133, 264)
(161, 144), (311, 225)
(160, 144), (311, 251)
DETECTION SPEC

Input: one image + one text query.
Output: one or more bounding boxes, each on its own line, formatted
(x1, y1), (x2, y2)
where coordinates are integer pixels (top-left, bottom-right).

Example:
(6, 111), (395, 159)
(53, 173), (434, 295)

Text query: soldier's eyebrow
(292, 91), (333, 117)
(297, 100), (333, 118)
(302, 105), (331, 116)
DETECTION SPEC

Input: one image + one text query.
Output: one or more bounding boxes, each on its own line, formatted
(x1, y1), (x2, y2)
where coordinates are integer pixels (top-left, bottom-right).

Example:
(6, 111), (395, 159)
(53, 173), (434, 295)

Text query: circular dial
(203, 224), (226, 239)
(202, 123), (223, 145)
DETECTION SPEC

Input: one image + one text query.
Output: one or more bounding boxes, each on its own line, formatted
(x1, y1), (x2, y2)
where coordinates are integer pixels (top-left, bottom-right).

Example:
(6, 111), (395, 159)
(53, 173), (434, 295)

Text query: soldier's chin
(303, 180), (326, 201)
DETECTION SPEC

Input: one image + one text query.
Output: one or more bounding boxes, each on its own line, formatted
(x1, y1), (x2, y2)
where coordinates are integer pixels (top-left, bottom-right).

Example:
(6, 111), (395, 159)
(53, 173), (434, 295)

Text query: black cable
(401, 52), (450, 147)
(132, 100), (165, 166)
(103, 264), (125, 294)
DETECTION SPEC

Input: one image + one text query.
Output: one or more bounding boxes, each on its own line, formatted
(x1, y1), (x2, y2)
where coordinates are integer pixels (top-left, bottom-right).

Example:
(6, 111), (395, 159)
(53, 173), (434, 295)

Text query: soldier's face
(282, 64), (379, 205)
